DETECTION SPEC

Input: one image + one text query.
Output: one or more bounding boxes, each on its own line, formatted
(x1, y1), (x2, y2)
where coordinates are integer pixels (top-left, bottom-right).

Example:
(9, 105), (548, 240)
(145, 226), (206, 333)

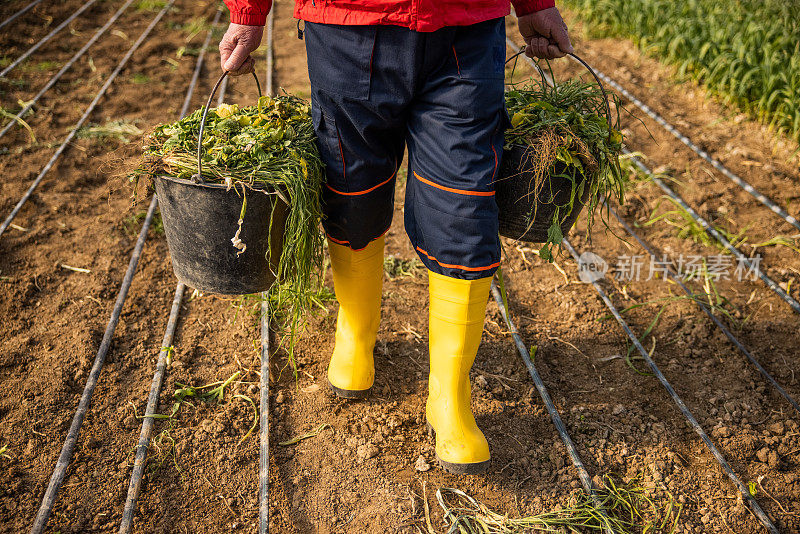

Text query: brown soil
(0, 2), (798, 533)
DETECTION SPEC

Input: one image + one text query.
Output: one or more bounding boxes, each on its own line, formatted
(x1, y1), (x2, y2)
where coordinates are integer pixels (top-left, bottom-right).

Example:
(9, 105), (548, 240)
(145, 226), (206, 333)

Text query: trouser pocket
(304, 22), (377, 100)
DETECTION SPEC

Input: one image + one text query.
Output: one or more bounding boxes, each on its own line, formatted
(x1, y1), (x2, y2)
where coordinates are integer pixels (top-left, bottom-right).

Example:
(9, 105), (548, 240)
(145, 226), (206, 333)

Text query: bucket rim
(155, 174), (282, 195)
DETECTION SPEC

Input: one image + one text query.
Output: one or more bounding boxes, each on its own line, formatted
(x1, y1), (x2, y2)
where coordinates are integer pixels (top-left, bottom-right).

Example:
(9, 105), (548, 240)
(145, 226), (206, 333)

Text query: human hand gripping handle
(517, 7), (574, 60)
(219, 22), (264, 75)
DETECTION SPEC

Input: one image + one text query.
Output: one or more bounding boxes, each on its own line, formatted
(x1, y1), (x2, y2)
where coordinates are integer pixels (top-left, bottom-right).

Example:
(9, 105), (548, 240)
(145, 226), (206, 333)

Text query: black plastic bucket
(155, 177), (288, 295)
(498, 51), (615, 243)
(154, 70), (288, 295)
(496, 144), (590, 243)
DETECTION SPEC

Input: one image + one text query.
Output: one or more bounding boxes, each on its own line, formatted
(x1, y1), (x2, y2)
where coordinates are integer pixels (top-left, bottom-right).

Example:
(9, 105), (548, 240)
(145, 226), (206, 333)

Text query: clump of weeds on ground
(641, 194), (800, 259)
(599, 262), (740, 374)
(639, 196), (748, 253)
(122, 209), (163, 236)
(77, 119), (143, 143)
(434, 475), (681, 533)
(135, 0), (167, 11)
(0, 102), (36, 143)
(384, 255), (422, 279)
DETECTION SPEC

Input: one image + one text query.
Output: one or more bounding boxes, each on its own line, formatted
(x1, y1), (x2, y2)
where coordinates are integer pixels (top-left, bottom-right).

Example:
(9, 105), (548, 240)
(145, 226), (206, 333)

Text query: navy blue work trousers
(305, 18), (507, 279)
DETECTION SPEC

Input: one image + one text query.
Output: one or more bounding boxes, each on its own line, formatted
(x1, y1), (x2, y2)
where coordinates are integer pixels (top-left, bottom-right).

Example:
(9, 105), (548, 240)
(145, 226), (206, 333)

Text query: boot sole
(328, 380), (371, 400)
(426, 422), (490, 475)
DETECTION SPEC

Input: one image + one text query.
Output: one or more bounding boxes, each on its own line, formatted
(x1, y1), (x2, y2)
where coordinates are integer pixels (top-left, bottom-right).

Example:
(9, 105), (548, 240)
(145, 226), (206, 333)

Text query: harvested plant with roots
(134, 94), (325, 366)
(504, 74), (625, 260)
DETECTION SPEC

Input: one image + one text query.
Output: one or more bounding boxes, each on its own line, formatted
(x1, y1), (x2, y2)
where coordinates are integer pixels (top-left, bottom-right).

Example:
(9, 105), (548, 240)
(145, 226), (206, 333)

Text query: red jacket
(224, 0), (555, 32)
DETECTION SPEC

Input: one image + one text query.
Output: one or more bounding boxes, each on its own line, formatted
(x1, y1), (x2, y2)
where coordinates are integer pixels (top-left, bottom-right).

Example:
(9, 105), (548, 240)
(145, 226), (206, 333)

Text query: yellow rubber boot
(426, 271), (492, 474)
(327, 236), (384, 399)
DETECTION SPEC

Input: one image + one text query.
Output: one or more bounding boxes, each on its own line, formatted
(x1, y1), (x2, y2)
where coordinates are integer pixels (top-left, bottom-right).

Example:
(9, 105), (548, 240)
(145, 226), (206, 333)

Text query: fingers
(228, 55), (255, 76)
(550, 16), (574, 56)
(218, 23), (264, 75)
(547, 41), (566, 59)
(219, 38), (235, 71)
(526, 37), (562, 60)
(224, 41), (255, 75)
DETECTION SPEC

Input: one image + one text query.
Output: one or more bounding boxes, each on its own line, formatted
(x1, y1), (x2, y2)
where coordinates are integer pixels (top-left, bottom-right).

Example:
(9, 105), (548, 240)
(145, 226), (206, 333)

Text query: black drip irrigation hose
(0, 0), (99, 78)
(115, 13), (227, 533)
(0, 0), (175, 241)
(30, 197), (159, 534)
(605, 201), (800, 415)
(259, 300), (270, 534)
(259, 12), (274, 533)
(178, 8), (223, 119)
(264, 10), (274, 97)
(118, 283), (185, 534)
(561, 237), (779, 534)
(27, 2), (187, 532)
(0, 0), (46, 32)
(569, 57), (800, 233)
(0, 0), (137, 142)
(490, 282), (616, 534)
(626, 149), (800, 315)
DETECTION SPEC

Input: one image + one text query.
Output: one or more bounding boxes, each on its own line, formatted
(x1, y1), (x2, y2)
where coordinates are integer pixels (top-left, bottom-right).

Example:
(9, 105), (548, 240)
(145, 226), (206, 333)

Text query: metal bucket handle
(192, 70), (263, 184)
(505, 47), (614, 141)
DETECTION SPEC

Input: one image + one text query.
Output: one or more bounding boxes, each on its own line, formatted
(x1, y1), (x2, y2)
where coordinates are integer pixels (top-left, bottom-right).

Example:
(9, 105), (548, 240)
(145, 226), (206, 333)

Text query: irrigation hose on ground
(604, 201), (800, 415)
(115, 12), (231, 533)
(180, 9), (224, 119)
(490, 281), (617, 534)
(0, 0), (176, 240)
(260, 299), (271, 534)
(260, 13), (275, 533)
(264, 10), (275, 97)
(0, 0), (99, 78)
(562, 237), (779, 534)
(0, 0), (46, 32)
(625, 148), (800, 315)
(0, 0), (138, 142)
(118, 283), (185, 534)
(30, 196), (160, 534)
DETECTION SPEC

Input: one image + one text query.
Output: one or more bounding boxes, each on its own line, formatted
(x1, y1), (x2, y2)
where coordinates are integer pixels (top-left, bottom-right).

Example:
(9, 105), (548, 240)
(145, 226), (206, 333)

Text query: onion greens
(136, 94), (325, 364)
(505, 74), (625, 260)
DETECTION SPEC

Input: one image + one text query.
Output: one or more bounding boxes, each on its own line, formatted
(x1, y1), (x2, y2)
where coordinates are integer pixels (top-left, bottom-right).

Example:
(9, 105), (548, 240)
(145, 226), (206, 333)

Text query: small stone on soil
(356, 444), (379, 462)
(712, 426), (731, 438)
(768, 422), (785, 435)
(415, 455), (430, 472)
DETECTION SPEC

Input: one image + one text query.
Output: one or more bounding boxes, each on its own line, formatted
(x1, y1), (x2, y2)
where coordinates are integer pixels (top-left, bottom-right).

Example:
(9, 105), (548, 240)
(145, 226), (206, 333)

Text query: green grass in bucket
(504, 71), (626, 261)
(134, 94), (325, 370)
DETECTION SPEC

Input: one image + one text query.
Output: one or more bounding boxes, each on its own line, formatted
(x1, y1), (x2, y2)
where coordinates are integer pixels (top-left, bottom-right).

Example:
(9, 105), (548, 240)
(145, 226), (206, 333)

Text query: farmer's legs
(326, 236), (384, 397)
(305, 23), (409, 396)
(404, 18), (506, 473)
